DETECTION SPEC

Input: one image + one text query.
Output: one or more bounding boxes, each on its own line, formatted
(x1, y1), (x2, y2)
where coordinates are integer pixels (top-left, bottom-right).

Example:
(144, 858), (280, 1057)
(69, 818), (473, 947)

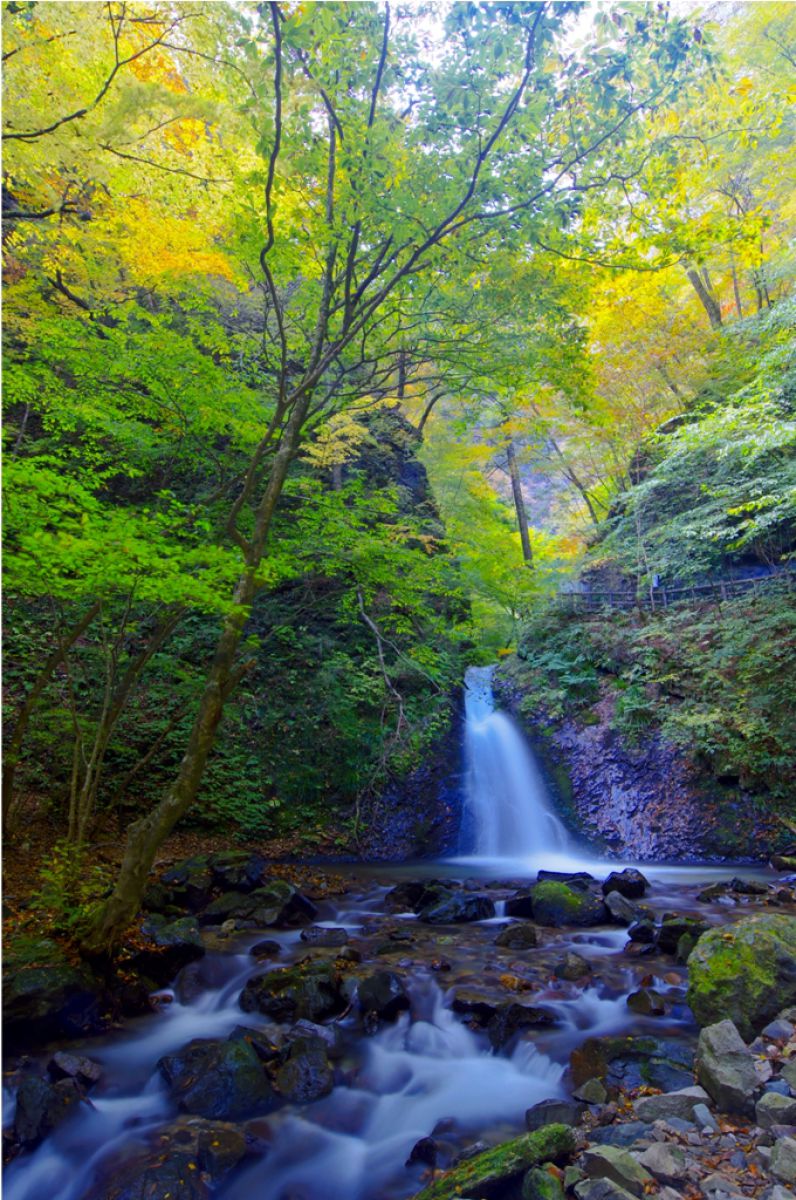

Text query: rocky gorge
(4, 847), (796, 1200)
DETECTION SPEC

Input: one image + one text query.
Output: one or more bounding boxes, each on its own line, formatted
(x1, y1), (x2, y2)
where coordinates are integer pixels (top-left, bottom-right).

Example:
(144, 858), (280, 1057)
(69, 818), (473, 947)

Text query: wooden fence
(557, 570), (793, 614)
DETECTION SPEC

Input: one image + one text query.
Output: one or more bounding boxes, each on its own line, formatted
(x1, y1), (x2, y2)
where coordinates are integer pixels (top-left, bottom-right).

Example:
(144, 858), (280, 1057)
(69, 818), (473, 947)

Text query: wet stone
(47, 1050), (102, 1089)
(495, 922), (539, 949)
(13, 1075), (83, 1148)
(526, 1098), (586, 1131)
(602, 870), (648, 900)
(300, 926), (348, 947)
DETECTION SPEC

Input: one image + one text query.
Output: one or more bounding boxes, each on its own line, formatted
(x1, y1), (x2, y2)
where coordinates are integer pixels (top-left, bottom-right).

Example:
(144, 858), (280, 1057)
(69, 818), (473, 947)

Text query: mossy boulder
(526, 882), (608, 928)
(239, 958), (347, 1023)
(4, 940), (109, 1047)
(411, 1124), (575, 1200)
(687, 913), (796, 1040)
(157, 1034), (276, 1119)
(200, 881), (316, 928)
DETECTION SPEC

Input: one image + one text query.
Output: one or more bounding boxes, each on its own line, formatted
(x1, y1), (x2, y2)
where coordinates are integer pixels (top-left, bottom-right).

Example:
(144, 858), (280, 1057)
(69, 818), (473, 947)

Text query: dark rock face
(87, 1152), (212, 1200)
(357, 971), (411, 1022)
(525, 1098), (586, 1131)
(494, 672), (780, 861)
(133, 916), (206, 986)
(300, 926), (348, 947)
(13, 1075), (83, 1147)
(199, 881), (317, 928)
(273, 1036), (334, 1103)
(239, 960), (347, 1023)
(487, 1003), (555, 1050)
(602, 870), (648, 899)
(417, 892), (495, 924)
(4, 959), (109, 1048)
(47, 1051), (102, 1088)
(525, 882), (608, 928)
(157, 1035), (276, 1120)
(495, 923), (539, 949)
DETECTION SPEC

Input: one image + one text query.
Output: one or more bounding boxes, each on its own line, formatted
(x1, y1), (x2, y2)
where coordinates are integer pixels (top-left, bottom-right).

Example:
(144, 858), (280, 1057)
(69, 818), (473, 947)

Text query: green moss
(532, 882), (581, 911)
(412, 1124), (575, 1200)
(687, 914), (796, 1040)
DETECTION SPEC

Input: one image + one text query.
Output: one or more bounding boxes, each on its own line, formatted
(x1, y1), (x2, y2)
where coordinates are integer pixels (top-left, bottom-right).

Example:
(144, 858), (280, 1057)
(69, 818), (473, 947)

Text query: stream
(3, 666), (776, 1200)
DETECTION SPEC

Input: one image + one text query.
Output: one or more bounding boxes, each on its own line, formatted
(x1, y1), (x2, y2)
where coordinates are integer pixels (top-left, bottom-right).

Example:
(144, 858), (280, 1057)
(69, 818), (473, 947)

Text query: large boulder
(157, 1034), (276, 1119)
(4, 944), (109, 1047)
(273, 1035), (334, 1103)
(496, 923), (539, 949)
(580, 1145), (654, 1198)
(525, 882), (608, 928)
(633, 1086), (709, 1123)
(357, 971), (411, 1022)
(487, 1003), (556, 1050)
(200, 881), (317, 928)
(133, 916), (205, 986)
(159, 856), (216, 911)
(208, 851), (267, 892)
(687, 914), (796, 1040)
(601, 870), (648, 899)
(13, 1075), (83, 1147)
(695, 1019), (757, 1114)
(417, 892), (495, 923)
(239, 959), (347, 1023)
(656, 915), (709, 956)
(411, 1124), (575, 1200)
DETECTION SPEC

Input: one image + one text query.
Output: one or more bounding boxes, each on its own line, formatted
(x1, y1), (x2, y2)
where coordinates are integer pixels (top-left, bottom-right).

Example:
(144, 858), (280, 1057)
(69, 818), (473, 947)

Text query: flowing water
(3, 670), (773, 1200)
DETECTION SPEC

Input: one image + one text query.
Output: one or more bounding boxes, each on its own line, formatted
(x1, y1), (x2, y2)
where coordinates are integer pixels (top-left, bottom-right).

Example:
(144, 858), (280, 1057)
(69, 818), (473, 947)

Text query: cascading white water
(462, 664), (570, 864)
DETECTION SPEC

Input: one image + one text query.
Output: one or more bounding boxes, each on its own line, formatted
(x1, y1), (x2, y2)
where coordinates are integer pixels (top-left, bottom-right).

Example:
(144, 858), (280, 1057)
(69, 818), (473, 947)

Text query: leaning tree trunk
(506, 440), (533, 567)
(685, 265), (722, 330)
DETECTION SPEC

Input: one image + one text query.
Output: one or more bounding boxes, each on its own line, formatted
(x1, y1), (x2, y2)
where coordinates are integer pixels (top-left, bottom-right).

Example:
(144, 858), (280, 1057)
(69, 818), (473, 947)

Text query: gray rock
(771, 1138), (796, 1185)
(157, 1034), (276, 1119)
(418, 892), (495, 923)
(574, 1078), (608, 1104)
(14, 1075), (83, 1147)
(587, 1123), (651, 1148)
(47, 1051), (102, 1089)
(554, 951), (592, 980)
(580, 1145), (654, 1198)
(357, 971), (411, 1022)
(757, 1092), (796, 1129)
(782, 1060), (796, 1091)
(525, 1097), (586, 1131)
(300, 926), (348, 947)
(602, 870), (648, 899)
(693, 1102), (720, 1132)
(273, 1036), (333, 1103)
(763, 1188), (796, 1200)
(696, 1020), (757, 1114)
(574, 1179), (638, 1200)
(762, 1019), (795, 1040)
(634, 1086), (709, 1123)
(604, 892), (638, 925)
(701, 1172), (746, 1197)
(496, 923), (539, 949)
(636, 1143), (687, 1185)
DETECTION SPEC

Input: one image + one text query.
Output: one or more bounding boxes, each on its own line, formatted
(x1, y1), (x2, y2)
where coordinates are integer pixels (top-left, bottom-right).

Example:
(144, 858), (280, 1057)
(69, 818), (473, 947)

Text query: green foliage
(32, 841), (113, 938)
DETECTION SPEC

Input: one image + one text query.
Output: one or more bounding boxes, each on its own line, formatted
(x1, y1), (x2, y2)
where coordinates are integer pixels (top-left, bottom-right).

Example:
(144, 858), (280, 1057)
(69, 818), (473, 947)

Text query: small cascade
(460, 665), (571, 866)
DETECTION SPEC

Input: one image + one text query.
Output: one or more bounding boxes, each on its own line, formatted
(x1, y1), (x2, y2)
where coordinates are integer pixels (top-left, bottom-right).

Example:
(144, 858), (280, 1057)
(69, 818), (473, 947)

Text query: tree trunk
(685, 265), (722, 330)
(83, 396), (312, 952)
(506, 440), (533, 567)
(3, 601), (100, 830)
(730, 250), (743, 319)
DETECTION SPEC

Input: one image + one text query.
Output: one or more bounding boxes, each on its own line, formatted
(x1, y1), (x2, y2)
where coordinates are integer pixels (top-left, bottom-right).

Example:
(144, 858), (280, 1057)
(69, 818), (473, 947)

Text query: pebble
(693, 1102), (720, 1132)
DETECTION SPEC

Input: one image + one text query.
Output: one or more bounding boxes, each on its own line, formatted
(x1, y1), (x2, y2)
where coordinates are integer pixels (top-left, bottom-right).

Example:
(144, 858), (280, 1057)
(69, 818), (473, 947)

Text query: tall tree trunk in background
(2, 601), (100, 830)
(685, 264), (723, 330)
(730, 250), (744, 319)
(506, 440), (533, 567)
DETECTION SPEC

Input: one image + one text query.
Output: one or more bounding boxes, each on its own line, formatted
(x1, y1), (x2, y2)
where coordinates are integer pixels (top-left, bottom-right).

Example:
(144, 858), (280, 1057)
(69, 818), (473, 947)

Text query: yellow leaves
(732, 76), (754, 98)
(163, 118), (211, 156)
(129, 49), (187, 94)
(113, 199), (236, 285)
(302, 412), (374, 471)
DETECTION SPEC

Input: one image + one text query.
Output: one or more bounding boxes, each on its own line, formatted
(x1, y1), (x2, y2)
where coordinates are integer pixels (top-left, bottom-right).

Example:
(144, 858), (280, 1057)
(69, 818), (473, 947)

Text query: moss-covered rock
(570, 1035), (694, 1094)
(687, 913), (796, 1040)
(239, 958), (347, 1023)
(524, 882), (608, 928)
(411, 1124), (575, 1200)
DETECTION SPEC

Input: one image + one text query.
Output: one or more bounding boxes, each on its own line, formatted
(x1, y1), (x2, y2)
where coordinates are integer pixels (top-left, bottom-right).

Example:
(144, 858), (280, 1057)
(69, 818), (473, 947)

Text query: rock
(693, 1102), (720, 1131)
(636, 1143), (688, 1185)
(604, 892), (638, 925)
(526, 1098), (586, 1131)
(13, 1075), (83, 1147)
(407, 1136), (439, 1167)
(580, 1145), (654, 1198)
(573, 1078), (607, 1104)
(487, 1002), (555, 1049)
(687, 914), (796, 1040)
(357, 971), (410, 1022)
(250, 939), (281, 959)
(290, 1018), (344, 1059)
(757, 1092), (796, 1129)
(656, 915), (709, 955)
(88, 1152), (211, 1200)
(528, 882), (608, 928)
(451, 988), (500, 1026)
(626, 989), (666, 1017)
(3, 953), (109, 1047)
(574, 1181), (638, 1200)
(135, 916), (205, 986)
(762, 1018), (795, 1040)
(728, 876), (768, 895)
(764, 1188), (796, 1200)
(772, 1140), (796, 1185)
(522, 1164), (566, 1200)
(701, 1171), (746, 1197)
(273, 1036), (333, 1103)
(47, 1050), (102, 1089)
(782, 1060), (796, 1091)
(626, 920), (656, 944)
(538, 871), (595, 887)
(384, 880), (448, 911)
(300, 926), (348, 947)
(602, 870), (648, 899)
(196, 1120), (249, 1180)
(570, 1035), (694, 1094)
(496, 923), (539, 949)
(633, 1086), (710, 1123)
(239, 959), (347, 1023)
(157, 1034), (276, 1119)
(696, 1020), (757, 1114)
(588, 1123), (652, 1148)
(417, 892), (495, 924)
(554, 952), (591, 981)
(208, 850), (267, 892)
(160, 855), (216, 910)
(506, 892), (537, 919)
(200, 881), (316, 928)
(411, 1124), (576, 1200)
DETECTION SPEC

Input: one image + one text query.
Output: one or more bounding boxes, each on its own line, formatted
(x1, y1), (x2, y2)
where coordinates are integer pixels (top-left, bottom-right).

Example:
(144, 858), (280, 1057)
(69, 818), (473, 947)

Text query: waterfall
(460, 664), (572, 866)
